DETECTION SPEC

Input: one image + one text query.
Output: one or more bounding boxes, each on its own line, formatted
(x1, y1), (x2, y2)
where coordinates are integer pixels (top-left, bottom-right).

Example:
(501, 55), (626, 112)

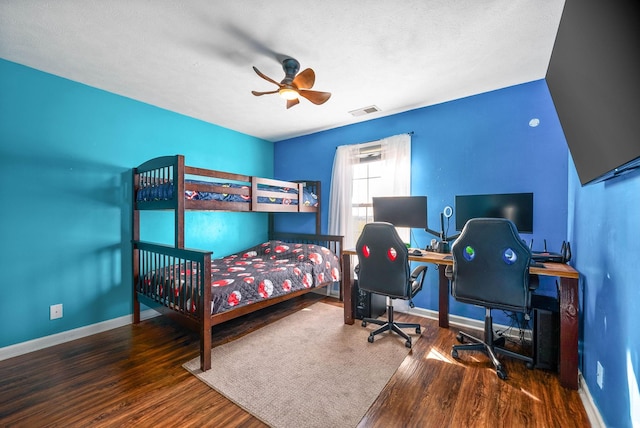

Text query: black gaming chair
(355, 222), (427, 348)
(449, 218), (535, 380)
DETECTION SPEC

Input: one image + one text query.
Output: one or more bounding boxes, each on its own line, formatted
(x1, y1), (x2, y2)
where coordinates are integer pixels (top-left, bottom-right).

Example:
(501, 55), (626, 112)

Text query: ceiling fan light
(279, 88), (299, 100)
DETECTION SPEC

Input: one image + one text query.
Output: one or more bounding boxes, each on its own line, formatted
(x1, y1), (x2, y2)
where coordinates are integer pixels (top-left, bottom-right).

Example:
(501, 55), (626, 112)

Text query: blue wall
(274, 80), (568, 317)
(568, 159), (640, 427)
(0, 59), (273, 348)
(274, 78), (640, 426)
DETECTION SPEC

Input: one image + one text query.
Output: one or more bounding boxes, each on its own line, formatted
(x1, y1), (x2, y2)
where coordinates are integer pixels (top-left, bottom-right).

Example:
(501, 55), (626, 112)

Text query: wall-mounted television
(455, 192), (534, 233)
(546, 0), (640, 185)
(372, 196), (428, 229)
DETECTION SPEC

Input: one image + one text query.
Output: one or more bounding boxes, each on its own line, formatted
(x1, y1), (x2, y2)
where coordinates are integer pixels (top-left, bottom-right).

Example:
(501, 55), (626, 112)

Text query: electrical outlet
(596, 361), (604, 389)
(50, 304), (63, 320)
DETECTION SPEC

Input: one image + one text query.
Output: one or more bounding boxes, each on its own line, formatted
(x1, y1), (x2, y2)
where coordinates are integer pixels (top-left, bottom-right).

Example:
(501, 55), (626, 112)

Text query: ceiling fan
(251, 58), (331, 109)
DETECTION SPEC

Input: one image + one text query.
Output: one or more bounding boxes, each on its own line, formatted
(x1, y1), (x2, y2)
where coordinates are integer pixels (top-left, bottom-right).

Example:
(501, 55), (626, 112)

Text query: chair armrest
(528, 273), (539, 291)
(445, 265), (453, 280)
(409, 264), (428, 282)
(409, 265), (428, 297)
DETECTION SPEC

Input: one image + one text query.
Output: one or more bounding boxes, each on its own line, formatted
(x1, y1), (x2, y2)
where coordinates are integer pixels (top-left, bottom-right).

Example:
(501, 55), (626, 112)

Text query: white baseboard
(578, 372), (606, 428)
(0, 309), (160, 362)
(397, 302), (533, 341)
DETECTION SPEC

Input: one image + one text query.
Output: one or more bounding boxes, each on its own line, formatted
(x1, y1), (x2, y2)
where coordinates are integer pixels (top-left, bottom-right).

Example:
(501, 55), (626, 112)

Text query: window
(328, 134), (411, 250)
(349, 154), (410, 244)
(351, 156), (382, 244)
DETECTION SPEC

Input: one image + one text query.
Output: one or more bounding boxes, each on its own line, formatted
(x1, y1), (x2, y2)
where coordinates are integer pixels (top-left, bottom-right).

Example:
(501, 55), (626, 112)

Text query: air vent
(357, 143), (381, 161)
(358, 144), (381, 155)
(349, 105), (381, 117)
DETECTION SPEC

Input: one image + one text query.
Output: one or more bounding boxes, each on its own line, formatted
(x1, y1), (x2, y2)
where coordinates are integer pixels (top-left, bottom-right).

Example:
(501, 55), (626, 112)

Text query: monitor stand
(425, 212), (459, 253)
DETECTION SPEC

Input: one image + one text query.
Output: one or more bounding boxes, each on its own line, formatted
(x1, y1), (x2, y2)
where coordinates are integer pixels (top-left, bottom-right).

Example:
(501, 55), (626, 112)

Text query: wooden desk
(341, 249), (580, 390)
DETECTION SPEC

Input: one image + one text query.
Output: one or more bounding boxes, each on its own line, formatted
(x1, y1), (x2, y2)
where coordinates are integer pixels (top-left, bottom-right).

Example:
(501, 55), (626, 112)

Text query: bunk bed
(132, 155), (343, 372)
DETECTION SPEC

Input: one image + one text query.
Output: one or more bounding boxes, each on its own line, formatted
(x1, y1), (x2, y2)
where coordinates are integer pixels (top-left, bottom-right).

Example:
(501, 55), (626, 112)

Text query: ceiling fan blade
(298, 89), (331, 105)
(292, 68), (315, 90)
(252, 66), (281, 87)
(251, 90), (279, 96)
(286, 98), (300, 109)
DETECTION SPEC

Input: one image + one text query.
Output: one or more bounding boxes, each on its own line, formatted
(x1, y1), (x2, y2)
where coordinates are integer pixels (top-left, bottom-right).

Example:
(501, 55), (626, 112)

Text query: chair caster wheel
(362, 321), (367, 327)
(368, 335), (374, 343)
(497, 369), (508, 380)
(526, 362), (534, 370)
(451, 349), (458, 359)
(415, 326), (421, 334)
(405, 340), (412, 349)
(456, 333), (464, 343)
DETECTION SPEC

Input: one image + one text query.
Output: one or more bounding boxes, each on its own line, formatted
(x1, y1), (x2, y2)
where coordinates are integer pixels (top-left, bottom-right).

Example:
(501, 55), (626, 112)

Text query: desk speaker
(532, 295), (559, 371)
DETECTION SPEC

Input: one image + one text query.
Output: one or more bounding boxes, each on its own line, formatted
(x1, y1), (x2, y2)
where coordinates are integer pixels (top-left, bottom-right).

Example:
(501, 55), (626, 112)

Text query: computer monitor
(372, 196), (428, 229)
(455, 192), (534, 233)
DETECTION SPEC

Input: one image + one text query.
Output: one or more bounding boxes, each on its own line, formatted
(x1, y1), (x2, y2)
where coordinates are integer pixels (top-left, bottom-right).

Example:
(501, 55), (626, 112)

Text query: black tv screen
(455, 193), (534, 233)
(546, 0), (640, 185)
(372, 196), (428, 229)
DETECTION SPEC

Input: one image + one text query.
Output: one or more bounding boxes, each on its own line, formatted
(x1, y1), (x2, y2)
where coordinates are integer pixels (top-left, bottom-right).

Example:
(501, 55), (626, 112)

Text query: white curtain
(328, 133), (411, 249)
(328, 144), (359, 248)
(378, 134), (411, 197)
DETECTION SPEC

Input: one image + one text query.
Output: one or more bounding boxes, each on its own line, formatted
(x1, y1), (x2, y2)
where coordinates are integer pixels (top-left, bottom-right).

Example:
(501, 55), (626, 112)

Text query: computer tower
(353, 280), (386, 320)
(532, 294), (560, 371)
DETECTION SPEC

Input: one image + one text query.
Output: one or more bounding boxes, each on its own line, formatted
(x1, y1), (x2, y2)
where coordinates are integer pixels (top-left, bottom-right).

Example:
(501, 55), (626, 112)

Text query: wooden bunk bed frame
(132, 155), (342, 371)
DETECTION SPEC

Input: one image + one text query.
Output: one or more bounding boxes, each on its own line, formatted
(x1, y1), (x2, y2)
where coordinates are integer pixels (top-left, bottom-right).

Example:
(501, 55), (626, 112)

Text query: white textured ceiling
(0, 0), (565, 142)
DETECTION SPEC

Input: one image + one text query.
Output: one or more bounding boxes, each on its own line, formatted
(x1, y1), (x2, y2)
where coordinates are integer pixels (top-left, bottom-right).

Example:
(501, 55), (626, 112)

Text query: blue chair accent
(450, 218), (535, 380)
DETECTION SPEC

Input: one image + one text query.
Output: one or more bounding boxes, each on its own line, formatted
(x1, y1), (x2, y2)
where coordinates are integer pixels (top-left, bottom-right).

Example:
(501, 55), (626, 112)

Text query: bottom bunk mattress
(143, 240), (341, 316)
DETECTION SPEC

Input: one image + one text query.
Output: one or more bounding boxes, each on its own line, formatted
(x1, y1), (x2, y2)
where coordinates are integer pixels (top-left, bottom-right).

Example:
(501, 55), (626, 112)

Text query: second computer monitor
(372, 196), (428, 229)
(455, 192), (533, 233)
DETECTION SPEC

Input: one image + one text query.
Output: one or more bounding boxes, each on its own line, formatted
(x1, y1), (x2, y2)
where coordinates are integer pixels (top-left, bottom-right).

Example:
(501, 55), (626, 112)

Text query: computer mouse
(411, 249), (422, 256)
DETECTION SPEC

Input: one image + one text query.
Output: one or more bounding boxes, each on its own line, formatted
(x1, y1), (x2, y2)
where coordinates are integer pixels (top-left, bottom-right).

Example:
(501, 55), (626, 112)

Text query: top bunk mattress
(136, 179), (318, 207)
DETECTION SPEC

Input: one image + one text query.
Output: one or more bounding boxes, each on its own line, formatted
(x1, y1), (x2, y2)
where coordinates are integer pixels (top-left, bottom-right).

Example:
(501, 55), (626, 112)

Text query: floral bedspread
(145, 240), (340, 315)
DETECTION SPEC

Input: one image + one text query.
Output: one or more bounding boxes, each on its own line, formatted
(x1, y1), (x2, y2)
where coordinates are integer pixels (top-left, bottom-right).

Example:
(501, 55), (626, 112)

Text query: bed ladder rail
(132, 240), (212, 324)
(133, 240), (214, 370)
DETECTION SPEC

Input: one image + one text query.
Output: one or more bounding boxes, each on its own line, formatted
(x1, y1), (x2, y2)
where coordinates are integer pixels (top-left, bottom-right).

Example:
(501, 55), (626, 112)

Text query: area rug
(183, 302), (417, 428)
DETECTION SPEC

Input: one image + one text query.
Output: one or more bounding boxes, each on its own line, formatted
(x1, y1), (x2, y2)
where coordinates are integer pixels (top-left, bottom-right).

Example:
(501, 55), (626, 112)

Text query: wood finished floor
(0, 294), (590, 427)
